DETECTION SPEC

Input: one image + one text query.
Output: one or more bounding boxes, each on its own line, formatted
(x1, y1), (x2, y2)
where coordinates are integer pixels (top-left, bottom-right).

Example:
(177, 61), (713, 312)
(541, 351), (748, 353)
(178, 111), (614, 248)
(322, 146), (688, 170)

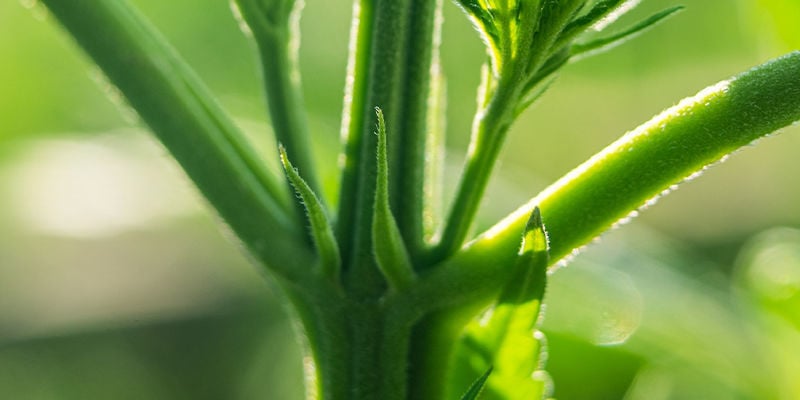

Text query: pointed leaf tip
(372, 107), (416, 291)
(521, 206), (549, 256)
(459, 366), (493, 400)
(279, 144), (341, 280)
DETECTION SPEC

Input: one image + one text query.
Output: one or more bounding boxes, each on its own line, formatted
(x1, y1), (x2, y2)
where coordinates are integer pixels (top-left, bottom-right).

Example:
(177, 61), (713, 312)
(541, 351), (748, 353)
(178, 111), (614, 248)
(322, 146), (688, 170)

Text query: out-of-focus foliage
(743, 0), (800, 50)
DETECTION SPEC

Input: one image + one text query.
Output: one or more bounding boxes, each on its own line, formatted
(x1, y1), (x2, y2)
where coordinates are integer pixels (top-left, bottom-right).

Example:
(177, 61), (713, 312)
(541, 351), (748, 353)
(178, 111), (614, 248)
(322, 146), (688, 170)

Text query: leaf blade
(372, 108), (416, 291)
(459, 366), (494, 400)
(279, 146), (341, 280)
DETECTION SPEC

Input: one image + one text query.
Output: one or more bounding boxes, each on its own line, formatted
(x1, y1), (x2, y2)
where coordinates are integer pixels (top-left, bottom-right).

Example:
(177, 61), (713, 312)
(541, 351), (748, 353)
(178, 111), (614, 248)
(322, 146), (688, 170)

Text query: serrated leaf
(279, 145), (340, 280)
(459, 366), (493, 400)
(372, 107), (416, 291)
(449, 208), (552, 400)
(570, 5), (684, 59)
(500, 207), (549, 305)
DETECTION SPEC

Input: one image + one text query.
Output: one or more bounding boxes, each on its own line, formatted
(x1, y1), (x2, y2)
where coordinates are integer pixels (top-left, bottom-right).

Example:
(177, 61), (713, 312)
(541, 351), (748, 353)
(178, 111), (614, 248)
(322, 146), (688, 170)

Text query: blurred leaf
(735, 227), (800, 329)
(750, 0), (800, 49)
(544, 332), (643, 400)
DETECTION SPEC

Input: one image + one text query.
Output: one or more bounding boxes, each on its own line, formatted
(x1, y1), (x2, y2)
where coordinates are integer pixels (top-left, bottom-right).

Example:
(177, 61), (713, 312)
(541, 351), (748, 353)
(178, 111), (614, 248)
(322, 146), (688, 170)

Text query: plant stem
(390, 0), (440, 258)
(433, 80), (517, 261)
(427, 51), (800, 313)
(336, 0), (374, 270)
(235, 0), (324, 224)
(41, 0), (314, 284)
(336, 0), (437, 298)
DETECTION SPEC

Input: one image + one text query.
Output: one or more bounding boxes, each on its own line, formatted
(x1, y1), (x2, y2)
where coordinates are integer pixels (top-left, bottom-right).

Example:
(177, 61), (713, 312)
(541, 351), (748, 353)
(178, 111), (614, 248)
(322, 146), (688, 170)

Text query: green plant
(35, 0), (800, 399)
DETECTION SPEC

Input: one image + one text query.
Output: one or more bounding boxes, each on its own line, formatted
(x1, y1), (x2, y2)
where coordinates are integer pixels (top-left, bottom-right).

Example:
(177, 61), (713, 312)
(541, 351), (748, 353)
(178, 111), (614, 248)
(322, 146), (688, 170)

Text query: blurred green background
(1, 0), (799, 398)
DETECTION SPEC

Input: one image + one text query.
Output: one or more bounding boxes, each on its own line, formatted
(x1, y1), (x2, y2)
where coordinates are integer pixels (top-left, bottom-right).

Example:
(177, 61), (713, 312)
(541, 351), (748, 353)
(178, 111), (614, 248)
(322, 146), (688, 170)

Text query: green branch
(336, 0), (437, 299)
(434, 1), (685, 262)
(41, 0), (312, 283)
(234, 0), (323, 223)
(419, 51), (800, 315)
(390, 0), (441, 257)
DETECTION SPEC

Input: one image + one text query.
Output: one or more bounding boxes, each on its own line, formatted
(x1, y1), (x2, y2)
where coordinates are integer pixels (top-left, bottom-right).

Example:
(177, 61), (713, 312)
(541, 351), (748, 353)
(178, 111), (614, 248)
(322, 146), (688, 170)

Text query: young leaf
(570, 6), (685, 59)
(500, 207), (549, 305)
(448, 208), (552, 400)
(280, 145), (341, 280)
(459, 366), (493, 400)
(372, 108), (416, 291)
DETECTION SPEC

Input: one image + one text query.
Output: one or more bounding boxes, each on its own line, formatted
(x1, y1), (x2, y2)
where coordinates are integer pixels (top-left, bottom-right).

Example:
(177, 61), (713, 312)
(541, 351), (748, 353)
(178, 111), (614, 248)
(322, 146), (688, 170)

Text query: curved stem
(336, 0), (375, 269)
(235, 0), (324, 223)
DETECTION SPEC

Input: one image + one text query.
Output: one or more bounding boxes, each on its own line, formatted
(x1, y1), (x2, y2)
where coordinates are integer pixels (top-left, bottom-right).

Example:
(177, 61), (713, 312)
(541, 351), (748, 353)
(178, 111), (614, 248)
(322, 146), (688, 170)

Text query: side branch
(419, 52), (800, 313)
(42, 0), (311, 282)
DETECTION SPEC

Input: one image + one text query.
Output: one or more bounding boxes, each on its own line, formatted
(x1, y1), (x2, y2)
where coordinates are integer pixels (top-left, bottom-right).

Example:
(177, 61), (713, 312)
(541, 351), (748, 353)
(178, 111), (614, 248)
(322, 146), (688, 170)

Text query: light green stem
(424, 52), (800, 313)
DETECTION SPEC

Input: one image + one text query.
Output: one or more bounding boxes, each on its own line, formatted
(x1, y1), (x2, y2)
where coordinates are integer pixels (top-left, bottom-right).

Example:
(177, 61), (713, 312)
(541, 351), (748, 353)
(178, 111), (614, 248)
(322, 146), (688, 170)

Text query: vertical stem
(257, 26), (323, 204)
(340, 0), (412, 299)
(336, 0), (374, 271)
(433, 82), (518, 261)
(235, 0), (323, 225)
(390, 0), (441, 258)
(408, 311), (474, 400)
(336, 0), (437, 298)
(293, 292), (417, 400)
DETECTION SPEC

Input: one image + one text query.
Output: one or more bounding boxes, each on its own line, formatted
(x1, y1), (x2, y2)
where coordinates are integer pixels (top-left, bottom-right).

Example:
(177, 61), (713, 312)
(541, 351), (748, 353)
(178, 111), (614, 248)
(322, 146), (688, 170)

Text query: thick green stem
(336, 0), (374, 268)
(336, 0), (437, 298)
(391, 0), (441, 258)
(296, 292), (418, 400)
(340, 0), (412, 299)
(41, 0), (313, 284)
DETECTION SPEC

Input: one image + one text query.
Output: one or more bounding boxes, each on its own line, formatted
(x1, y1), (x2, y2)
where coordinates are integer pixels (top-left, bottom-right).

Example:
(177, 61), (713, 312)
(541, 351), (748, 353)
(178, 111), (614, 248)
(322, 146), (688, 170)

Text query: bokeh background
(1, 0), (799, 398)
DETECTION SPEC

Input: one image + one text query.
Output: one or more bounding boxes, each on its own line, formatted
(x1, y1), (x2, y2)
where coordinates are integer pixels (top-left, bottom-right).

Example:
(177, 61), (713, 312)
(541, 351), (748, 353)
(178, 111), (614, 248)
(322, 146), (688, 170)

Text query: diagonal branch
(42, 0), (312, 283)
(416, 51), (800, 314)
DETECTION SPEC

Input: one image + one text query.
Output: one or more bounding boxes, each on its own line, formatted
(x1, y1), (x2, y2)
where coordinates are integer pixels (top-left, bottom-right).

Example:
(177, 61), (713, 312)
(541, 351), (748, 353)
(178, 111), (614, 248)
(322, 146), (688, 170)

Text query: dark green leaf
(459, 366), (493, 400)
